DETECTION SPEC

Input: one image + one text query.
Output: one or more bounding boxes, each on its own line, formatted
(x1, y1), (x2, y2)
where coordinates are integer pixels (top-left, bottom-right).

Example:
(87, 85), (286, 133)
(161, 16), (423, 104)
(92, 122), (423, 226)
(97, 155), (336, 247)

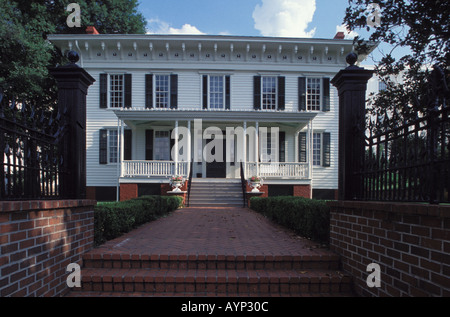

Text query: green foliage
(344, 0), (450, 126)
(250, 196), (330, 244)
(94, 195), (183, 246)
(0, 0), (147, 99)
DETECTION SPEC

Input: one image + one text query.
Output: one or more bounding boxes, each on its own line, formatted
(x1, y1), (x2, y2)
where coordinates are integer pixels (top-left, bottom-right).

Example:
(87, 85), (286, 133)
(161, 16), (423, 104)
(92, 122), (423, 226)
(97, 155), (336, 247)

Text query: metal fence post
(49, 51), (95, 199)
(331, 53), (374, 201)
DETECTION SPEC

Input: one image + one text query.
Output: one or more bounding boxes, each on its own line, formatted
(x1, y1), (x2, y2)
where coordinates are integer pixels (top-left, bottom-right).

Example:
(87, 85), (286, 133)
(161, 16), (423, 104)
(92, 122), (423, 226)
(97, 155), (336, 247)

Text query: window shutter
(322, 132), (331, 167)
(278, 77), (285, 111)
(124, 74), (132, 108)
(322, 78), (330, 112)
(100, 74), (107, 109)
(299, 132), (307, 163)
(170, 74), (178, 109)
(298, 77), (306, 111)
(124, 130), (132, 161)
(145, 130), (154, 161)
(225, 75), (231, 110)
(279, 131), (286, 163)
(99, 129), (108, 164)
(254, 76), (261, 110)
(202, 75), (208, 109)
(145, 74), (153, 109)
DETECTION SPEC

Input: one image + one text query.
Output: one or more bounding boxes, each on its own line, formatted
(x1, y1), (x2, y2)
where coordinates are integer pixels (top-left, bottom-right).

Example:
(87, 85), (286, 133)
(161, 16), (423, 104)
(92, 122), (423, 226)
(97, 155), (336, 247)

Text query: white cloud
(147, 19), (205, 35)
(336, 24), (359, 40)
(252, 0), (317, 38)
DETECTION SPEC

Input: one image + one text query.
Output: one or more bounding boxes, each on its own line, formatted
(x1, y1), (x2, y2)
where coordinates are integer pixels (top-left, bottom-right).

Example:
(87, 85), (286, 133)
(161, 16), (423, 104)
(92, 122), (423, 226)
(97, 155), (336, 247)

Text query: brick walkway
(69, 207), (354, 297)
(89, 207), (329, 257)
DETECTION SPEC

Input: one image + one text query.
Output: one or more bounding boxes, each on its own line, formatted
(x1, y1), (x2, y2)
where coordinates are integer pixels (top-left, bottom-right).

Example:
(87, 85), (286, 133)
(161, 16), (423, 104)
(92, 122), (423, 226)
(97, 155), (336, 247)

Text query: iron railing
(0, 95), (68, 200)
(355, 66), (449, 203)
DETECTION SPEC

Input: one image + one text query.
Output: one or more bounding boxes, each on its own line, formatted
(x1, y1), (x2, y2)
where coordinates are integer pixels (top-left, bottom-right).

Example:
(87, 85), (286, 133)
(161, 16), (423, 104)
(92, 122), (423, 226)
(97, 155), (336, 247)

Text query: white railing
(245, 162), (309, 179)
(122, 161), (188, 178)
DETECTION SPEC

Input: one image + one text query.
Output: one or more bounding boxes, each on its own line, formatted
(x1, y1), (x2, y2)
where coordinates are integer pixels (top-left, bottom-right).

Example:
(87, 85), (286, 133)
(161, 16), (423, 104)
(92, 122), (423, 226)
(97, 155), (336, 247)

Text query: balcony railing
(245, 162), (310, 179)
(122, 161), (189, 178)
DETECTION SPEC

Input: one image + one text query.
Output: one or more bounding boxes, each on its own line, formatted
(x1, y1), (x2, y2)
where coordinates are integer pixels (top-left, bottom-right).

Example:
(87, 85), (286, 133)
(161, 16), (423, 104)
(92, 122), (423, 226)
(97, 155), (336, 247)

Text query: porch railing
(122, 161), (189, 178)
(245, 162), (309, 179)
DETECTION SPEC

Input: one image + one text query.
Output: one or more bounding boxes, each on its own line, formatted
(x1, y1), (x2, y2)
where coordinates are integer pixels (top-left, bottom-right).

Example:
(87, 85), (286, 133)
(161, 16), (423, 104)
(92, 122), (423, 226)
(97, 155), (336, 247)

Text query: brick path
(68, 207), (354, 297)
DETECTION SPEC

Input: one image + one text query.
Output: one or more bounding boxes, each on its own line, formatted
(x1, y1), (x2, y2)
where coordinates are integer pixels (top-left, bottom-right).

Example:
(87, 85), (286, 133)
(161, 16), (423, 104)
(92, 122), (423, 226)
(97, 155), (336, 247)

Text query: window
(203, 75), (231, 110)
(99, 73), (132, 109)
(307, 78), (321, 111)
(262, 77), (277, 110)
(154, 131), (171, 161)
(109, 130), (118, 163)
(260, 129), (279, 162)
(99, 129), (132, 165)
(110, 75), (124, 108)
(209, 76), (225, 109)
(312, 133), (322, 166)
(378, 81), (387, 92)
(155, 75), (170, 108)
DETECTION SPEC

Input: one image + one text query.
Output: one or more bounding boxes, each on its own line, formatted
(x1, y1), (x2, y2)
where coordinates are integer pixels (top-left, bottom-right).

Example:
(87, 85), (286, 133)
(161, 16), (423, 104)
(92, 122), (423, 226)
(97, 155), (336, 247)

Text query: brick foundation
(293, 185), (311, 198)
(328, 201), (450, 297)
(120, 184), (138, 201)
(0, 200), (95, 297)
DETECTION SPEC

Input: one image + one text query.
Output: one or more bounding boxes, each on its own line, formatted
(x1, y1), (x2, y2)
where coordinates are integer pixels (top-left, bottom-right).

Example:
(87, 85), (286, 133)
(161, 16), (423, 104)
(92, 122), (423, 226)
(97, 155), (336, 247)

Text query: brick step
(77, 267), (353, 296)
(82, 253), (340, 271)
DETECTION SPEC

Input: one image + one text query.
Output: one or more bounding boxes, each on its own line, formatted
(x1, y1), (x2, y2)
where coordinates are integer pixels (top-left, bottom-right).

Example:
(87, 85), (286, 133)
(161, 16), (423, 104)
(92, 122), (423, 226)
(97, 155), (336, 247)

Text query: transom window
(209, 76), (225, 109)
(155, 75), (170, 109)
(110, 75), (124, 108)
(307, 78), (321, 111)
(262, 77), (277, 110)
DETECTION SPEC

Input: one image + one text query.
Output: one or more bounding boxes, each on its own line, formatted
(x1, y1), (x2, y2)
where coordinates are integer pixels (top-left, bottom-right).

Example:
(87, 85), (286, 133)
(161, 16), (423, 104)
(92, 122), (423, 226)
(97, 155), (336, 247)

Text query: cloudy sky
(139, 0), (397, 65)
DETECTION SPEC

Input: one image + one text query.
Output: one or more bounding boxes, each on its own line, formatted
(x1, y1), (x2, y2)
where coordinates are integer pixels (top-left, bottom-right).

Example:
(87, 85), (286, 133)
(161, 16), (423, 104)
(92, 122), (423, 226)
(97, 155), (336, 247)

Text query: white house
(49, 30), (372, 202)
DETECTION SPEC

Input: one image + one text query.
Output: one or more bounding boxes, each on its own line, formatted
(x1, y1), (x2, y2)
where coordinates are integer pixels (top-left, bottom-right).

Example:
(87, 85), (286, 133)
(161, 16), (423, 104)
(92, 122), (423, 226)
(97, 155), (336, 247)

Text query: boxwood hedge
(250, 196), (330, 244)
(94, 195), (183, 246)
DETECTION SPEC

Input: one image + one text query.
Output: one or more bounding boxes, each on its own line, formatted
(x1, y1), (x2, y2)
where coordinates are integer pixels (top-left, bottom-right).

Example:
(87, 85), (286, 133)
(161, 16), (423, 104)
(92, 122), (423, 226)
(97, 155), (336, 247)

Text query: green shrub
(250, 196), (330, 244)
(94, 195), (183, 246)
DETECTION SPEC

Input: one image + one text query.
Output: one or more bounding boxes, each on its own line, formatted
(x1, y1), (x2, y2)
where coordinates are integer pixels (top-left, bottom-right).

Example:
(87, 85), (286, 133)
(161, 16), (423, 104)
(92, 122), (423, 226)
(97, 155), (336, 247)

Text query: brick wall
(328, 201), (450, 297)
(120, 184), (138, 202)
(293, 185), (311, 198)
(0, 200), (95, 297)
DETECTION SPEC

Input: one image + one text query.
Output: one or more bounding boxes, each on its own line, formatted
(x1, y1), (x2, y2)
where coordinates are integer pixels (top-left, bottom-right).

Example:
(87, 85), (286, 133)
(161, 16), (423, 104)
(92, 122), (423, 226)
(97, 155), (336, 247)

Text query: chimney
(334, 32), (345, 40)
(86, 26), (99, 35)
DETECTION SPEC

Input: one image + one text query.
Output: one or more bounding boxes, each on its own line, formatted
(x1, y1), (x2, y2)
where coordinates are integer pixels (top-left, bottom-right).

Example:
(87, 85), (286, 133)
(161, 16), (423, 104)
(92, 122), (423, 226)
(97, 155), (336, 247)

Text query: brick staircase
(188, 179), (244, 207)
(67, 252), (353, 297)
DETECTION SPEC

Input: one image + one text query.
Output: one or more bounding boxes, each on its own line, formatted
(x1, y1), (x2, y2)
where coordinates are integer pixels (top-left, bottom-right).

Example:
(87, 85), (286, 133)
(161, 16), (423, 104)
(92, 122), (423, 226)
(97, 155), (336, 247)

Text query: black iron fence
(0, 94), (68, 200)
(356, 66), (450, 203)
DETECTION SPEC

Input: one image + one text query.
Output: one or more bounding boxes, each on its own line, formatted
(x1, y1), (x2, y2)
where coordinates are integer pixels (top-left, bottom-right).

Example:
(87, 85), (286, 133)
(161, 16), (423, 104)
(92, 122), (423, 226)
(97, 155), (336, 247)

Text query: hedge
(250, 196), (330, 244)
(94, 195), (183, 246)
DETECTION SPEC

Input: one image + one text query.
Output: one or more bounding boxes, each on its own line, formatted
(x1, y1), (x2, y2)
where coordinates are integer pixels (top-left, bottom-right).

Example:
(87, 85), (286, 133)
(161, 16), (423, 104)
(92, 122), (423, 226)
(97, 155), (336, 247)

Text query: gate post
(331, 53), (374, 201)
(50, 51), (95, 199)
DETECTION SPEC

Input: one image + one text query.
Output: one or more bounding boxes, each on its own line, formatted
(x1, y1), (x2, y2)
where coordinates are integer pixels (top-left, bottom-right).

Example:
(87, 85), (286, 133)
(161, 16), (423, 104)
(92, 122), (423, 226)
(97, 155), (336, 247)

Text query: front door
(205, 137), (226, 178)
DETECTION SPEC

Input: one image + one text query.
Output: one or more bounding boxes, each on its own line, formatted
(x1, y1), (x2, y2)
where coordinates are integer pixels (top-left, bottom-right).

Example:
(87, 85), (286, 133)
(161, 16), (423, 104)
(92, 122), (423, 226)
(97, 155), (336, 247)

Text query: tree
(343, 0), (449, 125)
(0, 0), (147, 100)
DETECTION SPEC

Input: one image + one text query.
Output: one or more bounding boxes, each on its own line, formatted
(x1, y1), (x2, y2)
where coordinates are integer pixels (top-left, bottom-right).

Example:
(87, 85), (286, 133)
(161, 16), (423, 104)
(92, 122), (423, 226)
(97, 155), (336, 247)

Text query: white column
(187, 120), (191, 176)
(174, 120), (179, 175)
(116, 118), (121, 202)
(255, 121), (259, 176)
(243, 121), (247, 178)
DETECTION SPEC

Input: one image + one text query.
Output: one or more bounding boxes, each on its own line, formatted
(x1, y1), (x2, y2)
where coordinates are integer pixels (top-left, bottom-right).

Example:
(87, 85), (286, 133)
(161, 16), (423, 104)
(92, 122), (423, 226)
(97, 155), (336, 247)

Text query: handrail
(186, 161), (193, 207)
(240, 162), (247, 207)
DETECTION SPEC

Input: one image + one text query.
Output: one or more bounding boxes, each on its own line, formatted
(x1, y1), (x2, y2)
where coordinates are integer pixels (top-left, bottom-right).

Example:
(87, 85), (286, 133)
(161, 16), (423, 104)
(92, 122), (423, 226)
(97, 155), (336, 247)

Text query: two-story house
(49, 30), (371, 203)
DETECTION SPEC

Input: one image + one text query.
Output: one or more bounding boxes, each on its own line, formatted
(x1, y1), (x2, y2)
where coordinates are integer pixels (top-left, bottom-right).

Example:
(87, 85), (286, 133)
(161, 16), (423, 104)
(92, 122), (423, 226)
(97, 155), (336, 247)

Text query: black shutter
(202, 75), (208, 109)
(225, 75), (231, 110)
(298, 77), (306, 111)
(279, 131), (286, 163)
(299, 132), (307, 163)
(145, 130), (154, 161)
(322, 132), (331, 167)
(145, 74), (153, 109)
(124, 130), (132, 161)
(278, 77), (285, 111)
(170, 74), (178, 109)
(99, 129), (108, 164)
(254, 76), (261, 110)
(124, 74), (132, 108)
(100, 74), (107, 109)
(322, 78), (330, 112)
